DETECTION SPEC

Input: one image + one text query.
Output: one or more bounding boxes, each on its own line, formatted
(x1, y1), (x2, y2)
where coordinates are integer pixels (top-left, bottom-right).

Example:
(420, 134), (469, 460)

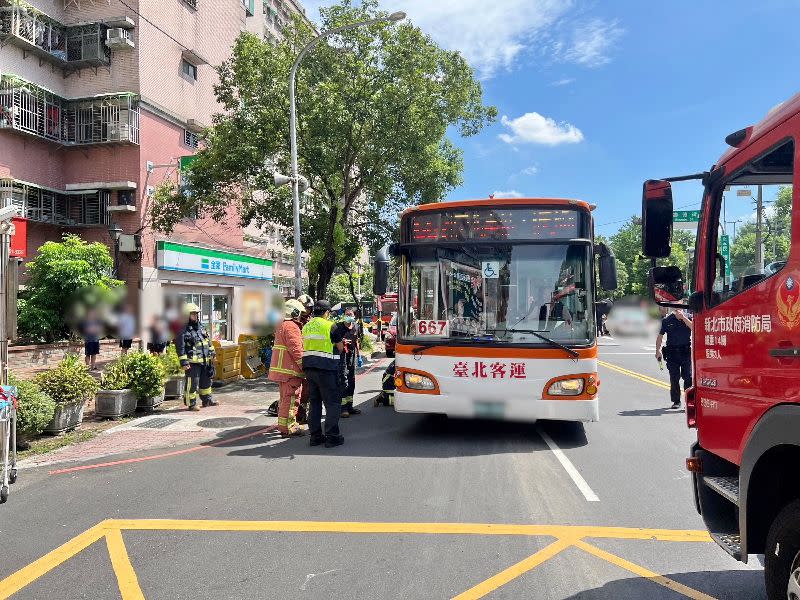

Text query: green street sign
(179, 155), (198, 171)
(720, 234), (732, 278)
(673, 210), (701, 223)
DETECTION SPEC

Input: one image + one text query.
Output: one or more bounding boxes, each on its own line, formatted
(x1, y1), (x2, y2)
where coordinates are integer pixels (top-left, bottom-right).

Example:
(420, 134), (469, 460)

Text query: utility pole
(755, 185), (764, 272)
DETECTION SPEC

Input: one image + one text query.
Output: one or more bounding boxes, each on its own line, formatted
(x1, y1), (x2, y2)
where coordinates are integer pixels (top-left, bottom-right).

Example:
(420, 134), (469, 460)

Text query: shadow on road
(562, 568), (765, 599)
(218, 401), (588, 461)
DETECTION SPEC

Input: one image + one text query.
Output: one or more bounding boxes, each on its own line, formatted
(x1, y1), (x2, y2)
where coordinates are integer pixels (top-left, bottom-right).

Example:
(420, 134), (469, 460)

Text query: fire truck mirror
(648, 265), (686, 305)
(373, 245), (390, 296)
(642, 179), (674, 258)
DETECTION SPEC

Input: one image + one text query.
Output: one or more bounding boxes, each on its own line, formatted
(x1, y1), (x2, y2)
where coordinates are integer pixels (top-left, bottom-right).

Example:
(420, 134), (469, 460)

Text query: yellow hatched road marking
(452, 537), (574, 600)
(599, 360), (671, 390)
(105, 529), (145, 600)
(575, 540), (717, 600)
(0, 520), (716, 600)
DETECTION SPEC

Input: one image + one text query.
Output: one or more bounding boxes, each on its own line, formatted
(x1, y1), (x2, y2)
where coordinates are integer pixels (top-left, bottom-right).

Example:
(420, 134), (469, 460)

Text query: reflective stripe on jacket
(269, 319), (304, 382)
(175, 321), (215, 366)
(302, 317), (338, 371)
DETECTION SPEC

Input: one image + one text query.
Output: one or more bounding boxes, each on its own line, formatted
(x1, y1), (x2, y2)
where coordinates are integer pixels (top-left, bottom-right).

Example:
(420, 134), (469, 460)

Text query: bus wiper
(411, 336), (496, 355)
(487, 328), (579, 360)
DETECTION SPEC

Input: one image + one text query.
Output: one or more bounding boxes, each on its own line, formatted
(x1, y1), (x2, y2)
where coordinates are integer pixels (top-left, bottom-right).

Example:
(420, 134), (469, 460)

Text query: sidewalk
(20, 377), (279, 470)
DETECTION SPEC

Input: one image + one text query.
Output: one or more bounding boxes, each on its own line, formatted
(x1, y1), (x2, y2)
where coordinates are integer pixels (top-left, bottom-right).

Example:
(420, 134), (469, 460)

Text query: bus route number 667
(415, 320), (449, 337)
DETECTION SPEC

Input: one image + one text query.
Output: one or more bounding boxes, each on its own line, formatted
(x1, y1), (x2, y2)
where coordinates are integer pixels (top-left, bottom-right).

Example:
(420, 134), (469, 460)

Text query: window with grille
(183, 129), (199, 149)
(181, 60), (197, 81)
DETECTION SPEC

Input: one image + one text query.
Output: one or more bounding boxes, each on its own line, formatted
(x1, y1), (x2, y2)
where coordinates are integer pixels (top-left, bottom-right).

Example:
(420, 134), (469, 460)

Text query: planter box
(164, 375), (185, 399)
(95, 389), (137, 419)
(137, 389), (165, 411)
(43, 400), (85, 435)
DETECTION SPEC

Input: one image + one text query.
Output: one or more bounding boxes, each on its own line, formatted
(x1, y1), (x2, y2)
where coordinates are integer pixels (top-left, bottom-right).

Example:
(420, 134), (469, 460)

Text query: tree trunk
(315, 208), (339, 299)
(342, 263), (363, 340)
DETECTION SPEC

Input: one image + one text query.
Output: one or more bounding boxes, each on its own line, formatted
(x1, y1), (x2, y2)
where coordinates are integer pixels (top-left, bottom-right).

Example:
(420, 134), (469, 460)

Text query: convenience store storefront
(140, 241), (274, 342)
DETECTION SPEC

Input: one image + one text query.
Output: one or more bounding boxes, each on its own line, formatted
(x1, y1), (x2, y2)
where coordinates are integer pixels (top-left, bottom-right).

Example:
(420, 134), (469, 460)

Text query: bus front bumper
(394, 392), (599, 423)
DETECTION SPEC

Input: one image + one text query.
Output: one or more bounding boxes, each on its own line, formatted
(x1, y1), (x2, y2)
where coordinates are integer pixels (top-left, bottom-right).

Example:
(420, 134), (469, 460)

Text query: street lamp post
(286, 10), (406, 297)
(108, 222), (123, 278)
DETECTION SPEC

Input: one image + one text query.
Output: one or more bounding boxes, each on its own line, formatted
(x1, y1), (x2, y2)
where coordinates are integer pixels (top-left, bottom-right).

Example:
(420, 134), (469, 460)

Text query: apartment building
(0, 0), (287, 341)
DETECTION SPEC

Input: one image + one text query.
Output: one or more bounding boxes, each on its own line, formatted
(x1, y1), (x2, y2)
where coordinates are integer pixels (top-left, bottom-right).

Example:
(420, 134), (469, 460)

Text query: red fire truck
(642, 93), (800, 600)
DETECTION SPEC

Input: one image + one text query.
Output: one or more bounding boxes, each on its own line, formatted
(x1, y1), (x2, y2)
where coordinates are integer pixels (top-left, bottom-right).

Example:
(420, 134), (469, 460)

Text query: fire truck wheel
(765, 499), (800, 600)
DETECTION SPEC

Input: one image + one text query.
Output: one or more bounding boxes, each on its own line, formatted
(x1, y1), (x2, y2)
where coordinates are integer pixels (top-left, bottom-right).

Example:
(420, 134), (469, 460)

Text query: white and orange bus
(373, 198), (618, 422)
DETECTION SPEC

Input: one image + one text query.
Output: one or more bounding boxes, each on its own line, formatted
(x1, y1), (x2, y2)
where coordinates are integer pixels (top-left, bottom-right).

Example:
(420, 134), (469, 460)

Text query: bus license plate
(474, 401), (505, 419)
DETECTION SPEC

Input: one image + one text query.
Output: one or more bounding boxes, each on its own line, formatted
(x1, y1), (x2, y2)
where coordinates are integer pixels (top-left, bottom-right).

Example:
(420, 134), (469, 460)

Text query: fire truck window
(713, 139), (794, 304)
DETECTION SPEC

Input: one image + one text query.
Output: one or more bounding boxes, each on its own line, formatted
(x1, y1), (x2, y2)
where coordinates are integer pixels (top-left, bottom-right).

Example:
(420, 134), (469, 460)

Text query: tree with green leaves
(151, 0), (496, 298)
(730, 186), (792, 277)
(18, 234), (122, 343)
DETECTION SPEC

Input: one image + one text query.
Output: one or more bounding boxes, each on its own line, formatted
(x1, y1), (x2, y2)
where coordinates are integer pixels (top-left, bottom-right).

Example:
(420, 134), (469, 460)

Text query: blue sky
(301, 0), (800, 236)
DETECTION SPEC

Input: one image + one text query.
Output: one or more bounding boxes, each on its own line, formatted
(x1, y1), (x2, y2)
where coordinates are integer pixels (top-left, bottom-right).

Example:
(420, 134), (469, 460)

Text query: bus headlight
(404, 372), (436, 390)
(547, 378), (584, 396)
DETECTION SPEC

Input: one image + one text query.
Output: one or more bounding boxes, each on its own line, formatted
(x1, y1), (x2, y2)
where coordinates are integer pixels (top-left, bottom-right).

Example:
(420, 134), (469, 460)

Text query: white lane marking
(537, 427), (599, 502)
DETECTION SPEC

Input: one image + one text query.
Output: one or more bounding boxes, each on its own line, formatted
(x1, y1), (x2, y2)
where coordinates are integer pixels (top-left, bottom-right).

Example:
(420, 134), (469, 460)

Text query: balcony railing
(0, 179), (110, 226)
(0, 76), (140, 145)
(0, 0), (110, 68)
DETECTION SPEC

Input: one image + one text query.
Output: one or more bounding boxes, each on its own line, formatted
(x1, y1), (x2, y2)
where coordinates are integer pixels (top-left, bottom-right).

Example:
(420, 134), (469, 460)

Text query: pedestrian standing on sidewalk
(81, 309), (103, 371)
(269, 299), (306, 437)
(176, 302), (217, 411)
(116, 304), (136, 355)
(337, 309), (361, 418)
(655, 306), (693, 409)
(302, 300), (346, 448)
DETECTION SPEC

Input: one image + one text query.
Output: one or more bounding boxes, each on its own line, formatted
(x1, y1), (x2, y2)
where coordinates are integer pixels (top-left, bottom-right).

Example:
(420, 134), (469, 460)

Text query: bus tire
(764, 499), (800, 600)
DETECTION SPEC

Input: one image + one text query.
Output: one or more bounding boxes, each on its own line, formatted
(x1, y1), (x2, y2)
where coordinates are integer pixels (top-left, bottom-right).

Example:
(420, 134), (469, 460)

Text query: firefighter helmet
(284, 299), (304, 319)
(297, 294), (314, 311)
(183, 302), (201, 315)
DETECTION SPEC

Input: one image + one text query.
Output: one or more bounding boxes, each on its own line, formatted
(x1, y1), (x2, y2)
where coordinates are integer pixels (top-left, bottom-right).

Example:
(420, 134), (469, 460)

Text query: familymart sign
(156, 241), (273, 281)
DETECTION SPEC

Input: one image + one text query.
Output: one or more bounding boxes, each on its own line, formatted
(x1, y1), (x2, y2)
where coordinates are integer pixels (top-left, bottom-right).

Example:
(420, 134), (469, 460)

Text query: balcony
(0, 0), (110, 70)
(0, 179), (110, 226)
(0, 75), (140, 145)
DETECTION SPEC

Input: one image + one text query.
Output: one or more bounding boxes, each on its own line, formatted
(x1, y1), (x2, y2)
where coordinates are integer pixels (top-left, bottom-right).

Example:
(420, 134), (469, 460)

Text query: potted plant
(9, 373), (56, 449)
(126, 351), (166, 410)
(160, 345), (185, 399)
(95, 356), (136, 419)
(34, 354), (98, 434)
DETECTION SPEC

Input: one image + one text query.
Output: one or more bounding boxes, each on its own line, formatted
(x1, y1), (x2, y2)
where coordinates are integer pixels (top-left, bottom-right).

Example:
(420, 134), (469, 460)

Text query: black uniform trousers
(665, 345), (692, 405)
(304, 367), (341, 440)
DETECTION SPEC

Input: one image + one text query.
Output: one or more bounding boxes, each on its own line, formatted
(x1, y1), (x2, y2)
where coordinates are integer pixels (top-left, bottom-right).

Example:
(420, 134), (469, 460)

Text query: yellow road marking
(107, 519), (712, 541)
(105, 529), (145, 600)
(0, 520), (715, 599)
(0, 522), (106, 599)
(452, 537), (574, 600)
(574, 540), (717, 600)
(599, 360), (671, 390)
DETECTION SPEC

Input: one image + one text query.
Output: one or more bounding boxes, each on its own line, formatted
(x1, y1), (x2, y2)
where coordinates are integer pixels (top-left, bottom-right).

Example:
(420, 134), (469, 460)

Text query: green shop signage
(156, 241), (273, 281)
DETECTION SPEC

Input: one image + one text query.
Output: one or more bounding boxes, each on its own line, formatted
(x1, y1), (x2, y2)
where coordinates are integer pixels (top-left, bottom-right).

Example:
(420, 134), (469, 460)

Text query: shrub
(34, 354), (98, 404)
(125, 352), (166, 400)
(100, 356), (131, 391)
(360, 332), (375, 354)
(158, 345), (183, 377)
(8, 374), (56, 438)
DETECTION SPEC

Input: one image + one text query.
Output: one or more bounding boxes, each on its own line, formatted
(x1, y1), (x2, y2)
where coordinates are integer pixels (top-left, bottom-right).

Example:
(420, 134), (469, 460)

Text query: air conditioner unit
(108, 124), (130, 142)
(106, 27), (134, 50)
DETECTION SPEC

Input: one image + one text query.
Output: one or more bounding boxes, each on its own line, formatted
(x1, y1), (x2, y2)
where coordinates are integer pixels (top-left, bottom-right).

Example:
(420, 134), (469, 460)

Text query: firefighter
(269, 299), (306, 437)
(655, 306), (693, 409)
(297, 294), (314, 325)
(295, 294), (314, 424)
(302, 300), (346, 448)
(337, 309), (361, 418)
(176, 303), (217, 411)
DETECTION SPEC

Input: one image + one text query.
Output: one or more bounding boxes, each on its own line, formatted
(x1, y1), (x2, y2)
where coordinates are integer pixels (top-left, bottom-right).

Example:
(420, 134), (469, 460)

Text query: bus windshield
(402, 243), (595, 345)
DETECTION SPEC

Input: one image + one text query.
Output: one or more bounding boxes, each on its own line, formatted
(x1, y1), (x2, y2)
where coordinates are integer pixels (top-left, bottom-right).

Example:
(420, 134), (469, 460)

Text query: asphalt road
(0, 335), (767, 600)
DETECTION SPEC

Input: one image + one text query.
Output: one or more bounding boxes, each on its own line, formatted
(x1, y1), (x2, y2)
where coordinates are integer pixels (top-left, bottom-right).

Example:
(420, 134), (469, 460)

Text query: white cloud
(493, 190), (525, 199)
(499, 112), (584, 146)
(303, 0), (574, 78)
(549, 77), (576, 87)
(563, 18), (624, 68)
(521, 165), (539, 176)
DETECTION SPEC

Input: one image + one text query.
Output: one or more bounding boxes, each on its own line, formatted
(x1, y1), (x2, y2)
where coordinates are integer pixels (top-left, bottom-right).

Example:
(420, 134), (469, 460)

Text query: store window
(180, 293), (230, 340)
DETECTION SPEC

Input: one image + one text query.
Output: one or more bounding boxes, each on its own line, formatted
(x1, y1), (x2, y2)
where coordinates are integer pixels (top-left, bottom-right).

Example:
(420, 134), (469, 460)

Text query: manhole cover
(133, 417), (179, 429)
(197, 417), (251, 429)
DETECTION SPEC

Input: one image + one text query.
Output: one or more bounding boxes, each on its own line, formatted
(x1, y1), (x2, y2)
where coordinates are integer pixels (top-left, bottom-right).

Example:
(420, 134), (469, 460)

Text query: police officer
(176, 302), (217, 411)
(302, 300), (346, 447)
(655, 306), (692, 409)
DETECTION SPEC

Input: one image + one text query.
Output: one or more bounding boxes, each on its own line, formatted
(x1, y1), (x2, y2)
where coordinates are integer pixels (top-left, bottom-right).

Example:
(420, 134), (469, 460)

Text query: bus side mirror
(373, 245), (390, 296)
(642, 180), (674, 258)
(648, 265), (685, 303)
(595, 242), (618, 291)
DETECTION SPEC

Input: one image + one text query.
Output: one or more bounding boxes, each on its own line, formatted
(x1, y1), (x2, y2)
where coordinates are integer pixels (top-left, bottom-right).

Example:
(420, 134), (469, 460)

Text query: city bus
(373, 198), (618, 422)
